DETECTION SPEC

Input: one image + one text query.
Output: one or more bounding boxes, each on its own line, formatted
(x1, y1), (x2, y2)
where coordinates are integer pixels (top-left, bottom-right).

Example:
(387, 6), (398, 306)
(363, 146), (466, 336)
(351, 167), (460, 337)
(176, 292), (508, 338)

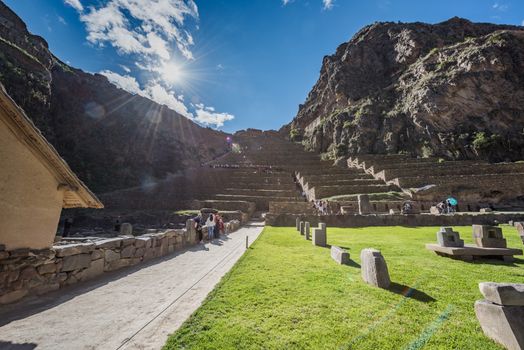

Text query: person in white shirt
(205, 214), (215, 241)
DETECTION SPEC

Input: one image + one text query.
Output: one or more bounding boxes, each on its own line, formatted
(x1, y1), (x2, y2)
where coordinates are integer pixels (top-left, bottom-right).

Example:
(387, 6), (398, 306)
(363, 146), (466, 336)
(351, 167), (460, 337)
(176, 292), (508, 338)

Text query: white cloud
(144, 82), (192, 118)
(64, 0), (84, 11)
(101, 70), (234, 127)
(77, 0), (198, 61)
(119, 64), (131, 73)
(100, 70), (142, 95)
(58, 16), (67, 25)
(492, 2), (509, 11)
(282, 0), (294, 5)
(194, 105), (234, 128)
(322, 0), (334, 10)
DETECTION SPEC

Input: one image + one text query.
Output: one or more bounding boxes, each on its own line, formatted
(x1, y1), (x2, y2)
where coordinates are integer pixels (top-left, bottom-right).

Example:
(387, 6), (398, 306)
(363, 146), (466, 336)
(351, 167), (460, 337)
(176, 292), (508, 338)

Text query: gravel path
(0, 222), (264, 350)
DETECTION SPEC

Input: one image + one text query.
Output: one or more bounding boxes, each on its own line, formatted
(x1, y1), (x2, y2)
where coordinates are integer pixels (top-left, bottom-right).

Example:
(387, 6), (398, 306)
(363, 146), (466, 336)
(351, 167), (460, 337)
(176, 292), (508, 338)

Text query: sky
(3, 0), (524, 133)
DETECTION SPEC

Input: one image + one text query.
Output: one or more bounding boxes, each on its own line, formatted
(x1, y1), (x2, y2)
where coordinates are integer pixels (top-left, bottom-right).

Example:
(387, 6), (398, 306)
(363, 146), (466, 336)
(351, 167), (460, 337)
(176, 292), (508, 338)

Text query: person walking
(206, 214), (215, 241)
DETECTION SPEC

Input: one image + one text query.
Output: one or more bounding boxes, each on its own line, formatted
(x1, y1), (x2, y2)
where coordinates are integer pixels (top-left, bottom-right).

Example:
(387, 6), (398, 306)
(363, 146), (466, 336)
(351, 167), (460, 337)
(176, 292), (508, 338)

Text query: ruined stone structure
(0, 85), (102, 250)
(348, 154), (524, 209)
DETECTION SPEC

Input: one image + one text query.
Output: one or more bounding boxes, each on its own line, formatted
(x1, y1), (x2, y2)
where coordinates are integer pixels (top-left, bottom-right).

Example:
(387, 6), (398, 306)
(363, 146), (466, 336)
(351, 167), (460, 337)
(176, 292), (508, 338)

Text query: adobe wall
(265, 212), (524, 227)
(0, 118), (64, 250)
(0, 219), (242, 305)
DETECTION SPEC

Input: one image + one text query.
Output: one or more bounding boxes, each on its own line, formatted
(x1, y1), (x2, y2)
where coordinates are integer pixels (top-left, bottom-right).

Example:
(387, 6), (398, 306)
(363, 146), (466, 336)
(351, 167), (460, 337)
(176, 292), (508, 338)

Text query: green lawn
(164, 225), (524, 350)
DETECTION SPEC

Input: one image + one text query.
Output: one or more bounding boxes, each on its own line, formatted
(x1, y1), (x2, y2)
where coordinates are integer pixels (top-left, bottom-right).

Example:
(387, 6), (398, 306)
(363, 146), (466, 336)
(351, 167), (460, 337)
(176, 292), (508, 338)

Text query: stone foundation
(265, 212), (524, 227)
(0, 220), (242, 305)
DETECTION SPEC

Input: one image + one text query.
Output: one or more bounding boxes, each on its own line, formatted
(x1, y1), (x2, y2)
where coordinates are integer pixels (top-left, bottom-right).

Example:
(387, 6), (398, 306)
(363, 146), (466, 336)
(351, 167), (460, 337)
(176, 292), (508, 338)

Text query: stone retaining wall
(269, 201), (315, 215)
(265, 212), (524, 228)
(0, 220), (242, 305)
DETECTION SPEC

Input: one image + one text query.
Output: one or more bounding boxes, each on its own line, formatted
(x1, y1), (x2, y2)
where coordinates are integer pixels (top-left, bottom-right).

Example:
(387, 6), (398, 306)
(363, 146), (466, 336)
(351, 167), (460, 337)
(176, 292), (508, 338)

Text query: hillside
(0, 2), (229, 193)
(284, 17), (524, 163)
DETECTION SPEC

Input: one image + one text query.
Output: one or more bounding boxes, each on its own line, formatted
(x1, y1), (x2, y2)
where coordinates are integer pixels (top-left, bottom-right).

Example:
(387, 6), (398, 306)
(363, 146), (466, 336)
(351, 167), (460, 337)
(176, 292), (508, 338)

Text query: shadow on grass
(388, 282), (436, 303)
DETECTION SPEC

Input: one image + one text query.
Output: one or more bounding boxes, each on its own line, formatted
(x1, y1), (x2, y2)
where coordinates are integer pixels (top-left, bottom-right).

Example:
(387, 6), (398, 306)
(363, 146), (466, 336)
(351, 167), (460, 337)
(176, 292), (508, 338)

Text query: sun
(159, 61), (185, 85)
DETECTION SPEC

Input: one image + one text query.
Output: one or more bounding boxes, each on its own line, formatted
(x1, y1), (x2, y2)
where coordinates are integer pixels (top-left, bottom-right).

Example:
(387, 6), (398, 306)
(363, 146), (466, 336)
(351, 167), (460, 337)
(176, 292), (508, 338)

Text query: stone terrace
(348, 155), (524, 208)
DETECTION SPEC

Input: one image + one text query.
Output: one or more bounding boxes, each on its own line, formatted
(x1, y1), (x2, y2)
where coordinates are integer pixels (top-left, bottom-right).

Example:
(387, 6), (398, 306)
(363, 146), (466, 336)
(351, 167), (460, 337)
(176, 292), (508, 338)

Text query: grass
(164, 225), (523, 350)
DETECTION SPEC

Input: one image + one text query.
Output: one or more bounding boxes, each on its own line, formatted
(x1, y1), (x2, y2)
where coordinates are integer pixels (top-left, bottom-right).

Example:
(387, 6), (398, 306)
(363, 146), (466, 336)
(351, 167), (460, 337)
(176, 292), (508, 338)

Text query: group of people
(192, 212), (225, 243)
(311, 200), (340, 215)
(435, 199), (457, 214)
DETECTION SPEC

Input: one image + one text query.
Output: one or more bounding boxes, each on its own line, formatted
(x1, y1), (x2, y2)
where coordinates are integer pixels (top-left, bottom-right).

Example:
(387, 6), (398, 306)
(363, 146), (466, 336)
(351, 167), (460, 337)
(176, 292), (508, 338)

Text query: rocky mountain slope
(0, 2), (229, 194)
(284, 17), (524, 163)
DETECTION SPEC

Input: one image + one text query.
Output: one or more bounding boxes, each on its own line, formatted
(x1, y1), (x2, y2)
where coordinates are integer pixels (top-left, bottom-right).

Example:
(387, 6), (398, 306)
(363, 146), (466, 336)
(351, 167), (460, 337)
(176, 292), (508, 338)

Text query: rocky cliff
(0, 2), (229, 194)
(285, 18), (524, 163)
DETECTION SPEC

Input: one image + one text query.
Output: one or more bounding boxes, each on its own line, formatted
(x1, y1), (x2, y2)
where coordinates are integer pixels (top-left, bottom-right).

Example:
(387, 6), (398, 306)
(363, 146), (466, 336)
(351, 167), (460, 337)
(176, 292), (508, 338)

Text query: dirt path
(0, 222), (264, 350)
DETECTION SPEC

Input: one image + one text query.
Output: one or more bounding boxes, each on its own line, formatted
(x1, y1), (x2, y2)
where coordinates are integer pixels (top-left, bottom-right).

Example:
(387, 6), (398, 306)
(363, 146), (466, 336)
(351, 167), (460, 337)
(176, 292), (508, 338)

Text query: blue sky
(3, 0), (524, 133)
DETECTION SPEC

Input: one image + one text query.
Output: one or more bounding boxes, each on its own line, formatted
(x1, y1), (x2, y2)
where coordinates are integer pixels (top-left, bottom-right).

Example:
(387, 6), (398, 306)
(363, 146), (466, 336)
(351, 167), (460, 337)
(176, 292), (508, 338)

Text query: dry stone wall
(0, 219), (242, 305)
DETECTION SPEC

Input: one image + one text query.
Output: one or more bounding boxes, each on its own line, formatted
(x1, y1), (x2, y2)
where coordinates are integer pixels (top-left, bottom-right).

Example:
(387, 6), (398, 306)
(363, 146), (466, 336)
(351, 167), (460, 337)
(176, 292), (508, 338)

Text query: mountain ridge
(284, 17), (524, 163)
(0, 2), (230, 194)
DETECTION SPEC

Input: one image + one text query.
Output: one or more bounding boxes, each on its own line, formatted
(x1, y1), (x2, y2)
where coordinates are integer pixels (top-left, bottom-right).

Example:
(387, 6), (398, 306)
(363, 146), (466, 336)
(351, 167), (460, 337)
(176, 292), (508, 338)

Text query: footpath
(0, 222), (264, 350)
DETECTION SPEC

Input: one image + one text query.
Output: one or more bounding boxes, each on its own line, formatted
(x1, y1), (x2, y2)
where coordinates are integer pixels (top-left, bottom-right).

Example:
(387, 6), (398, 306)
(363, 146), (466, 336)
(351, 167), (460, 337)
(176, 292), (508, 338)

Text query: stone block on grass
(480, 282), (524, 306)
(330, 246), (349, 264)
(436, 227), (464, 247)
(475, 300), (524, 350)
(472, 225), (507, 248)
(360, 248), (390, 289)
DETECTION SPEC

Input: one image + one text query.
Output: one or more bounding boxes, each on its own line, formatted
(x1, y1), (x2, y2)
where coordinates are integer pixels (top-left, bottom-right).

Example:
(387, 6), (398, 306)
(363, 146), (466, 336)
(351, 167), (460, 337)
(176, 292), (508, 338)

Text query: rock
(94, 238), (122, 249)
(480, 282), (524, 306)
(0, 244), (5, 251)
(312, 227), (326, 247)
(429, 206), (440, 215)
(104, 250), (120, 263)
(436, 227), (464, 247)
(330, 246), (350, 264)
(37, 263), (56, 275)
(91, 250), (103, 260)
(54, 243), (95, 257)
(19, 266), (38, 280)
(134, 247), (146, 258)
(286, 19), (524, 163)
(104, 258), (140, 272)
(134, 237), (151, 248)
(33, 283), (60, 296)
(0, 251), (9, 260)
(61, 254), (91, 272)
(358, 194), (373, 215)
(0, 289), (28, 304)
(304, 222), (310, 240)
(77, 258), (104, 281)
(475, 300), (524, 350)
(480, 208), (493, 213)
(389, 209), (400, 215)
(120, 245), (135, 259)
(472, 225), (507, 248)
(120, 235), (136, 246)
(9, 248), (30, 257)
(360, 248), (391, 289)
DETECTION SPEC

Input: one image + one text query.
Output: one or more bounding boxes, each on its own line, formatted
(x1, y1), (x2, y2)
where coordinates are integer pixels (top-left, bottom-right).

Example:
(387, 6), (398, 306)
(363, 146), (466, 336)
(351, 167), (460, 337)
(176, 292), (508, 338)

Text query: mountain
(0, 2), (229, 194)
(284, 17), (524, 163)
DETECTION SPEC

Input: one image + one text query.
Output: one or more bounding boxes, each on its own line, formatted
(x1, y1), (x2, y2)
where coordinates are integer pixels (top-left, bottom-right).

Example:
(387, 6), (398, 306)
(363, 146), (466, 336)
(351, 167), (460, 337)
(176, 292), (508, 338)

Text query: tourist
(436, 201), (445, 214)
(214, 213), (221, 239)
(205, 214), (215, 241)
(218, 216), (225, 235)
(192, 214), (203, 243)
